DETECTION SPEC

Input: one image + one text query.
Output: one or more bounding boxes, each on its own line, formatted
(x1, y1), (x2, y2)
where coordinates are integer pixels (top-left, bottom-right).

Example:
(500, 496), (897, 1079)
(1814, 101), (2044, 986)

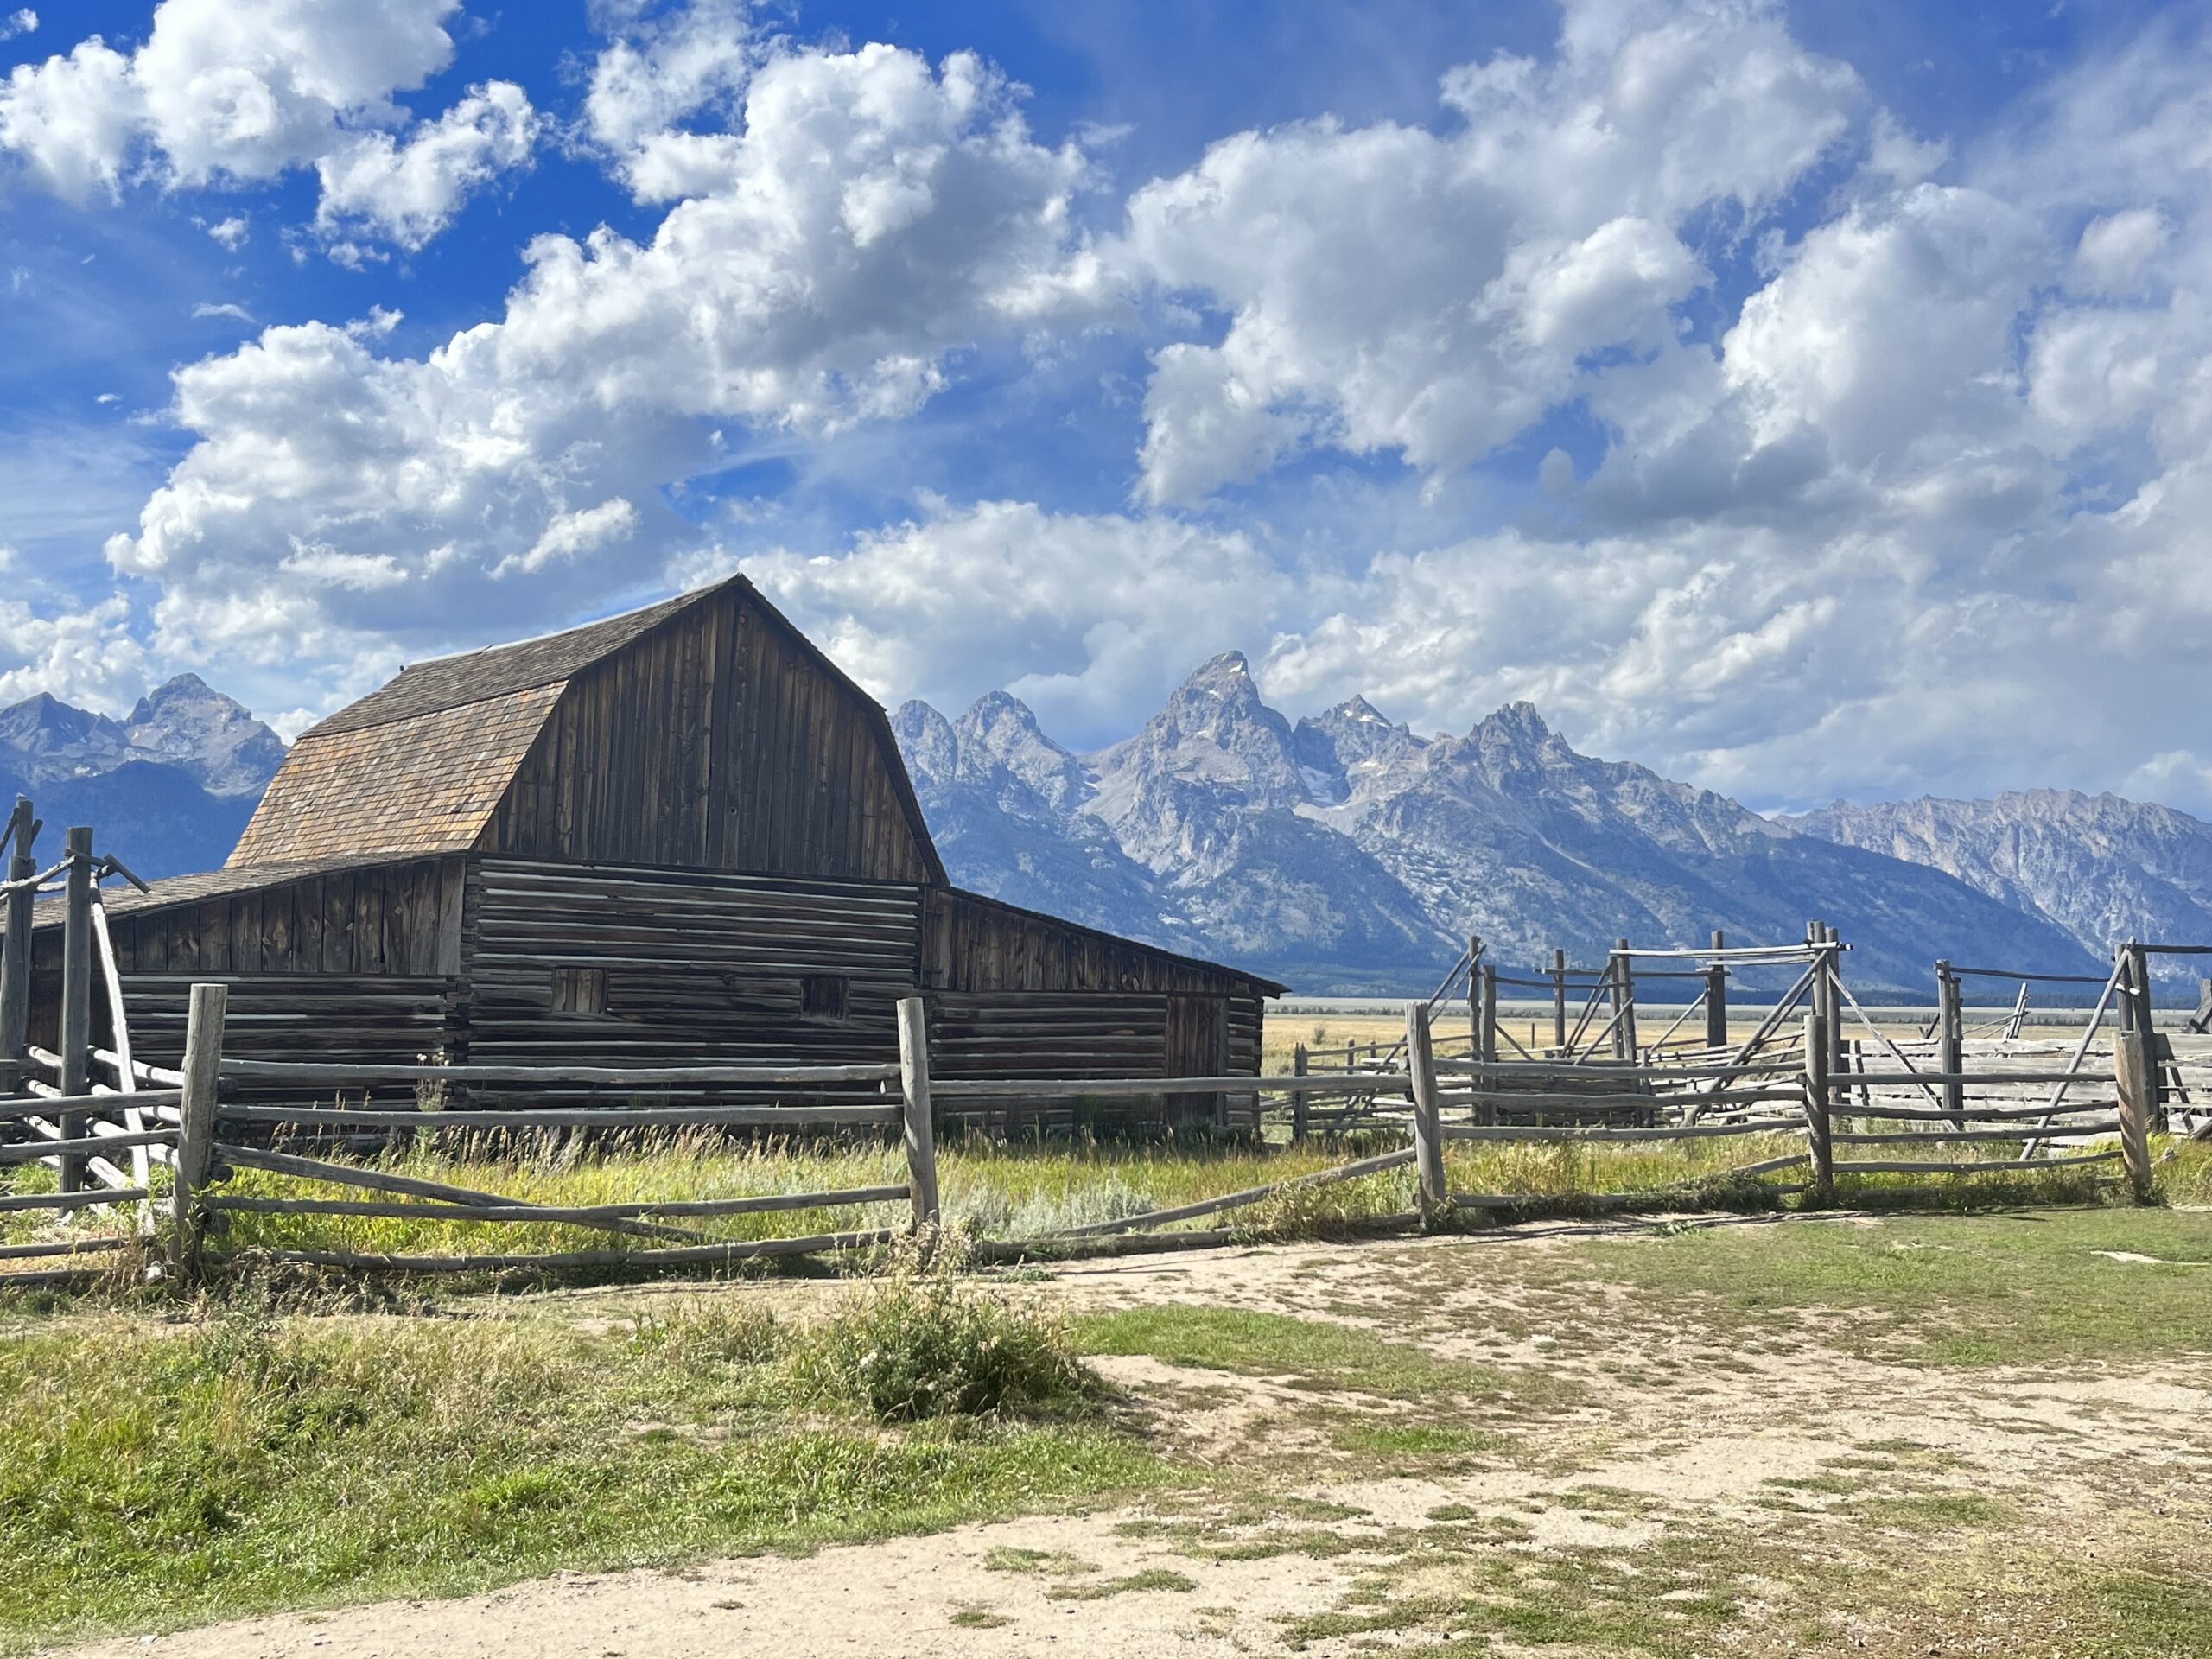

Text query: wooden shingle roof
(229, 683), (565, 867)
(304, 584), (725, 738)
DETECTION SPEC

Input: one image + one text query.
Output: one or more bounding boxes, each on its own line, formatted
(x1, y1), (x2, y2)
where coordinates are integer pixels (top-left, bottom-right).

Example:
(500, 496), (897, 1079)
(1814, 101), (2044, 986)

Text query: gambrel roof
(228, 575), (943, 881)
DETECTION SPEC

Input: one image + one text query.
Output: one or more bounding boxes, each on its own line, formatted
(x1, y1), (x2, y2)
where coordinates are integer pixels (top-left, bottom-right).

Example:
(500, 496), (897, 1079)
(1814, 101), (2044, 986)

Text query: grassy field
(3, 1205), (2210, 1656)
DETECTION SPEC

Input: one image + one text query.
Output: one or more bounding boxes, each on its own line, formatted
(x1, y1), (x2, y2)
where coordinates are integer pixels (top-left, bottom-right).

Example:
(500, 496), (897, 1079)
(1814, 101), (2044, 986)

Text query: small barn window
(800, 974), (850, 1023)
(550, 966), (607, 1015)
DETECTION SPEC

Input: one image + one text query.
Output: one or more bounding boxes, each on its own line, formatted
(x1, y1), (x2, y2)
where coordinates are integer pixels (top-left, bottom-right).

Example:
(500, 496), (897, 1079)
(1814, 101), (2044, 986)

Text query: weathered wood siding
(918, 887), (1274, 996)
(26, 858), (463, 1087)
(454, 858), (918, 1097)
(483, 588), (937, 883)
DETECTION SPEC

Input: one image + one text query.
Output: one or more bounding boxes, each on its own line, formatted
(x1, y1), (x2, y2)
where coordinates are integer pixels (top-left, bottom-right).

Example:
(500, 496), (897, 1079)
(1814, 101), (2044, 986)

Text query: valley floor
(31, 1207), (2212, 1659)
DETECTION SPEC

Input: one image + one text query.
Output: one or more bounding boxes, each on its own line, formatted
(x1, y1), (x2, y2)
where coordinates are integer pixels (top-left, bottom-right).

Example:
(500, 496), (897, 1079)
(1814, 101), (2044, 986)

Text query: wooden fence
(0, 839), (2187, 1285)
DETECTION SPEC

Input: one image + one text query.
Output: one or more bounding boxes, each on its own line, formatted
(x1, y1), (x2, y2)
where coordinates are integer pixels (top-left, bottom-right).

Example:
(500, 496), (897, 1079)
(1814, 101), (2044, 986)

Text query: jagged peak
(890, 697), (951, 737)
(1474, 700), (1555, 743)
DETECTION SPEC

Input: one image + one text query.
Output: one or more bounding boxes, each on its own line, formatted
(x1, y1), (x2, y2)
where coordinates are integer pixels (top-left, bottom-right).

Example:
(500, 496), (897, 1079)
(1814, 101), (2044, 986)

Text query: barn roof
(229, 574), (944, 880)
(304, 585), (719, 739)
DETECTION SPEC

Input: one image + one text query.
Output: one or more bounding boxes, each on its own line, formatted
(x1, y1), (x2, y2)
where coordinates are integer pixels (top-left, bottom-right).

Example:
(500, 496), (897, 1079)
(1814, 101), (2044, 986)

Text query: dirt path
(44, 1224), (2212, 1659)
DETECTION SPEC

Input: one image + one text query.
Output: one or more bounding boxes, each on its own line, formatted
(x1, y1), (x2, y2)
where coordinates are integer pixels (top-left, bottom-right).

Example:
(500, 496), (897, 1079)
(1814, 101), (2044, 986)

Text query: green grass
(0, 1271), (1168, 1654)
(1073, 1305), (1582, 1411)
(1556, 1207), (2212, 1364)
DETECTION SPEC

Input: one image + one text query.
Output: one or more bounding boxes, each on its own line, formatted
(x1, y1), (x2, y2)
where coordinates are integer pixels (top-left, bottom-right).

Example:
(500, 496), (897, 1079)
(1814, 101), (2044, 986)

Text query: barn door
(1163, 993), (1230, 1129)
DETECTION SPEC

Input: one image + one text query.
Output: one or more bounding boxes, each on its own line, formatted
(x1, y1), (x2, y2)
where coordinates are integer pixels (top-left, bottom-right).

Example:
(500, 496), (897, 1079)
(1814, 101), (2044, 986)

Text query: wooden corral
(29, 575), (1280, 1131)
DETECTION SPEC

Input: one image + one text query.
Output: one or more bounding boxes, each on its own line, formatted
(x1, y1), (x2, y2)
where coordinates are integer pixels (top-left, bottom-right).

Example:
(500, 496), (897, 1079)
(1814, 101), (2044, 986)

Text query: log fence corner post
(1406, 1001), (1447, 1220)
(171, 981), (228, 1270)
(2126, 941), (2160, 1114)
(1705, 930), (1728, 1054)
(2113, 960), (2156, 1204)
(1802, 1010), (1834, 1205)
(1935, 959), (1965, 1128)
(1291, 1041), (1310, 1144)
(895, 996), (940, 1232)
(0, 798), (33, 1098)
(1478, 962), (1499, 1067)
(57, 825), (94, 1194)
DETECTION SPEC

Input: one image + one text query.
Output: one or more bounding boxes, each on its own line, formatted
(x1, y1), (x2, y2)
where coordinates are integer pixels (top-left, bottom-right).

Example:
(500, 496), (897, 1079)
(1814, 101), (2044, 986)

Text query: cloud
(314, 79), (538, 250)
(0, 10), (34, 41)
(1112, 0), (1865, 504)
(732, 499), (1292, 742)
(104, 39), (1107, 684)
(0, 591), (147, 709)
(584, 0), (755, 201)
(0, 0), (533, 255)
(204, 213), (249, 249)
(190, 301), (254, 321)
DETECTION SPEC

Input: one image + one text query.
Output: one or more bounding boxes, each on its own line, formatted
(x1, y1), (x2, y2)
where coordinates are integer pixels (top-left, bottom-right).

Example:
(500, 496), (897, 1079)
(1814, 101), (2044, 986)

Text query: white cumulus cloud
(0, 0), (535, 255)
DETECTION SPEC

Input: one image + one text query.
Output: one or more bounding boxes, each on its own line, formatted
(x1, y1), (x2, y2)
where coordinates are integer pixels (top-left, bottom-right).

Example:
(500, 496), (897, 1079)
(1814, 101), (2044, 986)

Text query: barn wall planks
(27, 854), (1274, 1128)
(457, 859), (918, 1099)
(483, 588), (937, 884)
(918, 887), (1277, 998)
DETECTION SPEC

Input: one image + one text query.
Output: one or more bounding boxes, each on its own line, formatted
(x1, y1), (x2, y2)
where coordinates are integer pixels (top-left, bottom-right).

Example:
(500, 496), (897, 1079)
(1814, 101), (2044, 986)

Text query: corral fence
(0, 805), (2189, 1285)
(0, 968), (2166, 1286)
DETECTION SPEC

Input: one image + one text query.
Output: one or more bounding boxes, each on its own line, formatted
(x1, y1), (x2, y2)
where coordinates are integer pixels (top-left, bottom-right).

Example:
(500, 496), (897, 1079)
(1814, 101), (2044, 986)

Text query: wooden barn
(25, 575), (1281, 1130)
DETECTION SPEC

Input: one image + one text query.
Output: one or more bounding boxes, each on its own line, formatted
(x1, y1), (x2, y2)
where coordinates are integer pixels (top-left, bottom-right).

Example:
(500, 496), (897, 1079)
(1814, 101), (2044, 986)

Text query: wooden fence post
(1551, 947), (1567, 1052)
(1291, 1042), (1310, 1143)
(1705, 929), (1728, 1053)
(895, 996), (940, 1230)
(0, 798), (33, 1097)
(171, 982), (227, 1268)
(2125, 942), (2161, 1112)
(1406, 1001), (1446, 1217)
(1610, 939), (1637, 1061)
(2113, 1017), (2156, 1205)
(1935, 960), (1964, 1127)
(1802, 1010), (1833, 1205)
(57, 825), (93, 1193)
(1478, 963), (1498, 1065)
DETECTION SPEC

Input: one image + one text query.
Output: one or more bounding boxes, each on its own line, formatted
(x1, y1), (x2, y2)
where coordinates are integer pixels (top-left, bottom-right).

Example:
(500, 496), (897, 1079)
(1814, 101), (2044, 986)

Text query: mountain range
(0, 677), (283, 880)
(7, 659), (2212, 998)
(893, 652), (2212, 997)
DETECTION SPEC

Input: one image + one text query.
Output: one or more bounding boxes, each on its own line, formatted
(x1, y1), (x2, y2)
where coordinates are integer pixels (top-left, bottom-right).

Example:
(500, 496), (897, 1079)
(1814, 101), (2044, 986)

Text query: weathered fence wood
(1046, 1147), (1415, 1241)
(1803, 1011), (1833, 1204)
(215, 1103), (901, 1129)
(213, 1144), (719, 1245)
(1705, 930), (1728, 1051)
(1440, 1118), (1802, 1143)
(0, 798), (32, 1097)
(931, 1073), (1411, 1099)
(205, 1185), (912, 1224)
(0, 1186), (151, 1212)
(215, 1058), (902, 1085)
(2113, 1019), (2156, 1202)
(56, 826), (92, 1192)
(170, 982), (226, 1265)
(896, 996), (938, 1229)
(1407, 1001), (1446, 1214)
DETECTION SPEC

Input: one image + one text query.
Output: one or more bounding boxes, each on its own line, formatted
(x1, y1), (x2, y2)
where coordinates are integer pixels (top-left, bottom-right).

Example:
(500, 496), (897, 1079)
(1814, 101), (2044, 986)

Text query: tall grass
(0, 1256), (1143, 1648)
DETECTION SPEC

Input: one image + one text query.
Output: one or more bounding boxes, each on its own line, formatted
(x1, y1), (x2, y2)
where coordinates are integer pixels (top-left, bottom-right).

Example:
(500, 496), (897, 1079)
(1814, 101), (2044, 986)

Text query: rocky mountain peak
(1294, 695), (1427, 804)
(954, 691), (1089, 814)
(888, 700), (957, 788)
(122, 673), (286, 798)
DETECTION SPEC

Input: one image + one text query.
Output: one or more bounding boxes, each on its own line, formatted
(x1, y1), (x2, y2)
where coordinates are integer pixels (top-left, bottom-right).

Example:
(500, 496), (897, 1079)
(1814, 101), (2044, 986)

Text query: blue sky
(3, 0), (2210, 815)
